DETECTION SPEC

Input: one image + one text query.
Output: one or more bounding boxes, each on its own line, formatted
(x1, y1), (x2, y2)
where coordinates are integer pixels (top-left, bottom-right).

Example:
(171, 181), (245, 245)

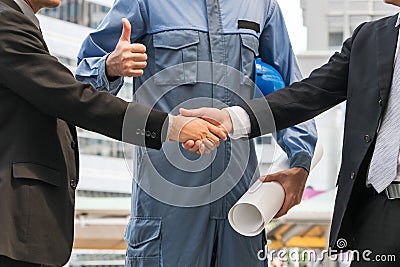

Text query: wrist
(223, 106), (250, 139)
(168, 115), (189, 142)
(289, 152), (312, 173)
(292, 167), (309, 176)
(105, 53), (119, 80)
(167, 115), (178, 141)
(221, 109), (233, 133)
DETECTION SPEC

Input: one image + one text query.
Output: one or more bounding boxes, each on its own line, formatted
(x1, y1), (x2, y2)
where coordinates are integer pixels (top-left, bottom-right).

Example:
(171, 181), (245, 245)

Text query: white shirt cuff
(166, 114), (174, 141)
(224, 106), (251, 139)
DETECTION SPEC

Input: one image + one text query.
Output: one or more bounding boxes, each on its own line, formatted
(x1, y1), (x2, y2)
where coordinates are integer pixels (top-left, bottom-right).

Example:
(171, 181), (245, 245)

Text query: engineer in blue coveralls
(76, 0), (317, 266)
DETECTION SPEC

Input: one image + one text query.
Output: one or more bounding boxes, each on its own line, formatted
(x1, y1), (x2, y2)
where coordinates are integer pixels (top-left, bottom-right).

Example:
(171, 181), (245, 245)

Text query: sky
(277, 0), (307, 53)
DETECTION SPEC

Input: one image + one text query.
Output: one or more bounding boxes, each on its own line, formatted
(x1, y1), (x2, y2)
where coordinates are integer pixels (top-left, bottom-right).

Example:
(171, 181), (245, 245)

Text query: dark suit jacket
(0, 0), (168, 265)
(244, 14), (399, 250)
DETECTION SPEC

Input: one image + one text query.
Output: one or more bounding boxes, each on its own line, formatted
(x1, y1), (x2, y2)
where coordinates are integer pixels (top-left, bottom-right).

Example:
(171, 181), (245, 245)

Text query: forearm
(76, 54), (124, 95)
(76, 0), (146, 94)
(273, 119), (317, 172)
(0, 12), (167, 149)
(225, 106), (317, 172)
(242, 46), (351, 138)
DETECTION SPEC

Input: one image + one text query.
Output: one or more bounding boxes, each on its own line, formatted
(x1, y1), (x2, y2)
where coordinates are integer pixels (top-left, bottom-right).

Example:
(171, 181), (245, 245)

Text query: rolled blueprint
(228, 142), (323, 236)
(229, 180), (285, 236)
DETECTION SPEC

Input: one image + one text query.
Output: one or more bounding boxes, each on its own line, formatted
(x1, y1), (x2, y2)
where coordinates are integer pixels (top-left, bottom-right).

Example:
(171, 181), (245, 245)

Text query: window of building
(40, 0), (110, 28)
(78, 136), (134, 159)
(328, 32), (343, 47)
(256, 136), (272, 145)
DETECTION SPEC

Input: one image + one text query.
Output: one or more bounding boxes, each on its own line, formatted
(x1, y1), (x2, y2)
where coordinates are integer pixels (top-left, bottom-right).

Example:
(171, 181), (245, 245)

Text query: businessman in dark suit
(0, 0), (227, 265)
(182, 1), (400, 265)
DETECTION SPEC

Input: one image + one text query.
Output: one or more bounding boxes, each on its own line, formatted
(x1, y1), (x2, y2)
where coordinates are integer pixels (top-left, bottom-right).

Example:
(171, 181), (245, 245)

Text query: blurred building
(298, 0), (399, 75)
(301, 0), (398, 51)
(40, 0), (110, 28)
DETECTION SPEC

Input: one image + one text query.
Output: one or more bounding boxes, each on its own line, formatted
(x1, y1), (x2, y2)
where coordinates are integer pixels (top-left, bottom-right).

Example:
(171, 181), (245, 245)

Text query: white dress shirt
(392, 14), (400, 181)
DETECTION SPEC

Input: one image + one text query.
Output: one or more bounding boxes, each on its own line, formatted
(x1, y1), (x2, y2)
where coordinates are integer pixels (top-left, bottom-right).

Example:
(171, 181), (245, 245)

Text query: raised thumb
(120, 18), (131, 42)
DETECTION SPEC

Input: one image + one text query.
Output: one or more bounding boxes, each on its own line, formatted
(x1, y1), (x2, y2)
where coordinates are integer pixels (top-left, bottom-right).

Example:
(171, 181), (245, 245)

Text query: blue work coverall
(76, 0), (317, 266)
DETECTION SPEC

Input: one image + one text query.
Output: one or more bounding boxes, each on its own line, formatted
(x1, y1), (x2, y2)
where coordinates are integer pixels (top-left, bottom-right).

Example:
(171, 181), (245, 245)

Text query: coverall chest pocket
(153, 30), (200, 85)
(240, 34), (259, 85)
(124, 217), (162, 267)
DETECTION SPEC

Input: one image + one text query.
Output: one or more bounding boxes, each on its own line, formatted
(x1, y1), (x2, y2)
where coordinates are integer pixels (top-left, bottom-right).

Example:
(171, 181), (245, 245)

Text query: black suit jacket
(244, 14), (399, 249)
(0, 0), (168, 265)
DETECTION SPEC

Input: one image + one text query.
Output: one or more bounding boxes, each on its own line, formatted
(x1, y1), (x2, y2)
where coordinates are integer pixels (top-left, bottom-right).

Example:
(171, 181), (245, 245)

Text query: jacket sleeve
(0, 9), (167, 150)
(259, 0), (317, 171)
(75, 0), (146, 94)
(243, 22), (368, 140)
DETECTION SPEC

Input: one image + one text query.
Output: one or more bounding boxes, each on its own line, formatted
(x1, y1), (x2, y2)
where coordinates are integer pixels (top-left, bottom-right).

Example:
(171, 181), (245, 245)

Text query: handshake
(169, 107), (234, 154)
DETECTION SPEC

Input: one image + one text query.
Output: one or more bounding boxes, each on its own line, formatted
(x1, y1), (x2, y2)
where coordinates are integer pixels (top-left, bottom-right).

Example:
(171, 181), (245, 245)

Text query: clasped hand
(171, 107), (233, 154)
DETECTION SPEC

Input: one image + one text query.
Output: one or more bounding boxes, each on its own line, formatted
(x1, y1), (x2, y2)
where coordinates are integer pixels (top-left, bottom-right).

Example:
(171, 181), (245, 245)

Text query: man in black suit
(0, 0), (227, 265)
(182, 0), (400, 265)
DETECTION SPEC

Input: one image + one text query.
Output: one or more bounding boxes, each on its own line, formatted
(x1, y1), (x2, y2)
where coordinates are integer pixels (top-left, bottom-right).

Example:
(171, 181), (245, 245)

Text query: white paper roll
(228, 142), (324, 237)
(311, 141), (324, 171)
(229, 180), (285, 236)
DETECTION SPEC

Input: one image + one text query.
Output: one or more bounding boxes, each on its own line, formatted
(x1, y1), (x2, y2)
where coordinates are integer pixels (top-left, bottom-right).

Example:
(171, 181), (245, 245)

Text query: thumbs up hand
(106, 18), (147, 78)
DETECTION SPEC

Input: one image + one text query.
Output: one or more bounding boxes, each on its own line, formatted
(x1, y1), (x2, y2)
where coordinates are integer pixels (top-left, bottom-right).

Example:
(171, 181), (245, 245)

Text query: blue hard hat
(254, 58), (285, 97)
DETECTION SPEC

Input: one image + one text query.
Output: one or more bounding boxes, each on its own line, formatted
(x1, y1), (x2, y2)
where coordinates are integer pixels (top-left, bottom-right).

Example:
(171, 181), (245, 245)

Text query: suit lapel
(40, 31), (49, 52)
(376, 15), (399, 107)
(0, 0), (49, 52)
(0, 0), (22, 12)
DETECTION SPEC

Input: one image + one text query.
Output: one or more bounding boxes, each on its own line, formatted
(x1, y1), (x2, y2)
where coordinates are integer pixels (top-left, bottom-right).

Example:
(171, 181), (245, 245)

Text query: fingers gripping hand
(180, 107), (232, 154)
(170, 116), (227, 154)
(179, 108), (233, 134)
(106, 18), (148, 78)
(180, 118), (225, 146)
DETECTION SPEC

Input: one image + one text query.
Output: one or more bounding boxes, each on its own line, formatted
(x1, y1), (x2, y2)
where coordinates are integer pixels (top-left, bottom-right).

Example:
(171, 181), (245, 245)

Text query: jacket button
(151, 132), (156, 139)
(350, 172), (355, 180)
(379, 99), (383, 106)
(71, 141), (77, 150)
(364, 135), (371, 143)
(70, 179), (77, 189)
(146, 131), (151, 137)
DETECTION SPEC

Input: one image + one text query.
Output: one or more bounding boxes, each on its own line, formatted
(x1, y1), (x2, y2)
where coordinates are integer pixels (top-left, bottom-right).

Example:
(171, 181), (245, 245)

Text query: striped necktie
(367, 56), (400, 193)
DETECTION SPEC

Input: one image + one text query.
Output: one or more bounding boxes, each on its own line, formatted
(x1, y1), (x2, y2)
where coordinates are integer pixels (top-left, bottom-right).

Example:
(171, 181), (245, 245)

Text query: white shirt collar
(394, 13), (400, 66)
(13, 0), (40, 29)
